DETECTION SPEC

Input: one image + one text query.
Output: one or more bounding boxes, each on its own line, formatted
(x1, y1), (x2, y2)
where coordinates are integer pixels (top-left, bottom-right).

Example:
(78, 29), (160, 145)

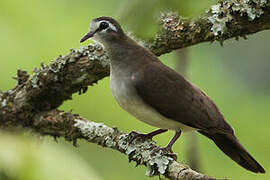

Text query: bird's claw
(152, 146), (178, 161)
(128, 131), (153, 144)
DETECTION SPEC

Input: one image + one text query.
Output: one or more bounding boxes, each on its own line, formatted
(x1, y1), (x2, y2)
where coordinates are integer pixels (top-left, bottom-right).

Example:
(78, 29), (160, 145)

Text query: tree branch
(150, 0), (270, 55)
(1, 0), (270, 179)
(32, 109), (216, 180)
(0, 44), (109, 128)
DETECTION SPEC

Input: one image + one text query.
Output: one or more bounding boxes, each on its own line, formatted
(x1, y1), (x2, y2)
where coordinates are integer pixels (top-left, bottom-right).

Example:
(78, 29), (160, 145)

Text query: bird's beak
(80, 31), (95, 43)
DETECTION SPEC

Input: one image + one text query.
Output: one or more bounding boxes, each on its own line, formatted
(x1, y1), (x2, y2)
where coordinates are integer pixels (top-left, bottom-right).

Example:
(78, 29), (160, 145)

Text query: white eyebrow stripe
(89, 20), (118, 33)
(101, 20), (117, 32)
(90, 21), (99, 32)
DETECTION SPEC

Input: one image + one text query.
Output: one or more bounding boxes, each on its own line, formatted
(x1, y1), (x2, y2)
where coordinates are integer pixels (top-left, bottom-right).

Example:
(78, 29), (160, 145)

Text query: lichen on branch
(150, 0), (270, 55)
(208, 0), (269, 36)
(31, 109), (216, 180)
(0, 43), (109, 128)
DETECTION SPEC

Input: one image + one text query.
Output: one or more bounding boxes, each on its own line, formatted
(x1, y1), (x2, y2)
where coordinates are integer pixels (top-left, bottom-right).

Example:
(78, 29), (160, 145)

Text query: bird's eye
(99, 21), (109, 30)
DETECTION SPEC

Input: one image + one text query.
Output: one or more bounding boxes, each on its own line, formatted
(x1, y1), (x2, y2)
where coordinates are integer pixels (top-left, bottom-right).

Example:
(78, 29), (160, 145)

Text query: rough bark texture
(0, 45), (109, 129)
(32, 109), (217, 180)
(150, 0), (270, 55)
(1, 0), (270, 179)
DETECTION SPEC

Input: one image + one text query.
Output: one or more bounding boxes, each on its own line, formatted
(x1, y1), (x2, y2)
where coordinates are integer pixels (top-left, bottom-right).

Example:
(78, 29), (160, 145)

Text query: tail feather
(199, 131), (265, 173)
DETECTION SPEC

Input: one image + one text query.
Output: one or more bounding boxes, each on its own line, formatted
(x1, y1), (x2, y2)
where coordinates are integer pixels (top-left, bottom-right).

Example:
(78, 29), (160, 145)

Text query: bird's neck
(102, 34), (134, 56)
(103, 35), (159, 77)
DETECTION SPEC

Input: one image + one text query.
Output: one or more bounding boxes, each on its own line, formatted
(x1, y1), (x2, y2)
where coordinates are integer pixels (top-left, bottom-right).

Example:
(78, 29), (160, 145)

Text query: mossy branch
(0, 0), (270, 179)
(150, 0), (270, 55)
(31, 109), (217, 180)
(0, 44), (110, 129)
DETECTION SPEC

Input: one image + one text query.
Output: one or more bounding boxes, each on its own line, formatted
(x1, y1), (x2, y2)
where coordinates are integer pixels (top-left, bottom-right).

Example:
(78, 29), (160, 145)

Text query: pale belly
(110, 76), (195, 132)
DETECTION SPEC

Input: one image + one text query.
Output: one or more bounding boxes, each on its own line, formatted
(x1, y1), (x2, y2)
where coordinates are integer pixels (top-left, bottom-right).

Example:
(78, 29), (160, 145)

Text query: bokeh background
(0, 0), (269, 179)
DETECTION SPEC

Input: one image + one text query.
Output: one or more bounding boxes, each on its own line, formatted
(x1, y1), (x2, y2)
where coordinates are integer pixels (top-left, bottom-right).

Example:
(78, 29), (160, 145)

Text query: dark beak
(80, 31), (95, 43)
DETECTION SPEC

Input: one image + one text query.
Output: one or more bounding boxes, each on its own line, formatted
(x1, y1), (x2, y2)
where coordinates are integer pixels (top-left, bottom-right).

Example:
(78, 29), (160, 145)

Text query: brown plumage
(80, 16), (265, 174)
(133, 53), (265, 173)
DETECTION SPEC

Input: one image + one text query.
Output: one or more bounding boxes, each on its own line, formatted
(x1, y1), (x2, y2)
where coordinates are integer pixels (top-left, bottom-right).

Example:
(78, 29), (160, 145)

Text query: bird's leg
(150, 131), (181, 161)
(162, 130), (182, 153)
(146, 129), (168, 138)
(129, 129), (168, 144)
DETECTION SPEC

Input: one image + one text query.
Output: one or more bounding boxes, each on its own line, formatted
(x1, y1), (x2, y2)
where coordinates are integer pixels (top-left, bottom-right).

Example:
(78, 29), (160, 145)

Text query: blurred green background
(0, 0), (269, 179)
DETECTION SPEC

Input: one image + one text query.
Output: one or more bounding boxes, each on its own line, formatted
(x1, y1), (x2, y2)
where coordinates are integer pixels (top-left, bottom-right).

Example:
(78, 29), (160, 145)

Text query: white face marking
(89, 21), (99, 32)
(106, 21), (118, 32)
(89, 20), (117, 33)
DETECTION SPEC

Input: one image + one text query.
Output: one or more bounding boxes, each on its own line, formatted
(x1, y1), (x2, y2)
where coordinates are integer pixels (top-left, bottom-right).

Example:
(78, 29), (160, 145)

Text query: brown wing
(133, 61), (234, 134)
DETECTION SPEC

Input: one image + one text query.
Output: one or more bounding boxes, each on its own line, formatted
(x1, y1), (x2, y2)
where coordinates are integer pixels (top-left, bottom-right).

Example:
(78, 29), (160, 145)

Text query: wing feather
(133, 61), (233, 134)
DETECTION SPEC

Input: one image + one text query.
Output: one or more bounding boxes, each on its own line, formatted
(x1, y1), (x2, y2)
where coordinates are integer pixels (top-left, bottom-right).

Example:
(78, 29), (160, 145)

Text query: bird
(80, 16), (265, 174)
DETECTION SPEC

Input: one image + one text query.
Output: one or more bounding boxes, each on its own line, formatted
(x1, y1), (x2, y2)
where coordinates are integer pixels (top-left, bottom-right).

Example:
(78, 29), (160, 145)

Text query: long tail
(199, 131), (265, 173)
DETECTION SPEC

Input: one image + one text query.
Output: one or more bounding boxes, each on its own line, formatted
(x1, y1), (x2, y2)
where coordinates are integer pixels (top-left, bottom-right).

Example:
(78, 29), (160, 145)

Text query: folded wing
(133, 61), (233, 134)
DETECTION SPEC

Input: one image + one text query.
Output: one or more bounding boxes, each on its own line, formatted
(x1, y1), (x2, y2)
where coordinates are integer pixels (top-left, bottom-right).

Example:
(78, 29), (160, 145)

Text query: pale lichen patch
(208, 3), (233, 36)
(123, 133), (173, 176)
(49, 55), (70, 73)
(1, 98), (7, 108)
(104, 136), (116, 147)
(74, 120), (175, 177)
(74, 119), (114, 140)
(85, 43), (110, 67)
(118, 134), (129, 151)
(30, 71), (41, 88)
(145, 149), (173, 176)
(208, 0), (268, 36)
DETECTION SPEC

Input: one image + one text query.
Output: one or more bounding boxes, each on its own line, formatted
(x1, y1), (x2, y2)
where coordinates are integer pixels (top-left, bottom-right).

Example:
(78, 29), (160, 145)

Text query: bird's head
(80, 17), (125, 44)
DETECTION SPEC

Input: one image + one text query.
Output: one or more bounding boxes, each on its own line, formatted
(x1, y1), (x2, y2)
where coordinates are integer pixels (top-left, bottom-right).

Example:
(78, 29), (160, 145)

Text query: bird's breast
(110, 72), (195, 132)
